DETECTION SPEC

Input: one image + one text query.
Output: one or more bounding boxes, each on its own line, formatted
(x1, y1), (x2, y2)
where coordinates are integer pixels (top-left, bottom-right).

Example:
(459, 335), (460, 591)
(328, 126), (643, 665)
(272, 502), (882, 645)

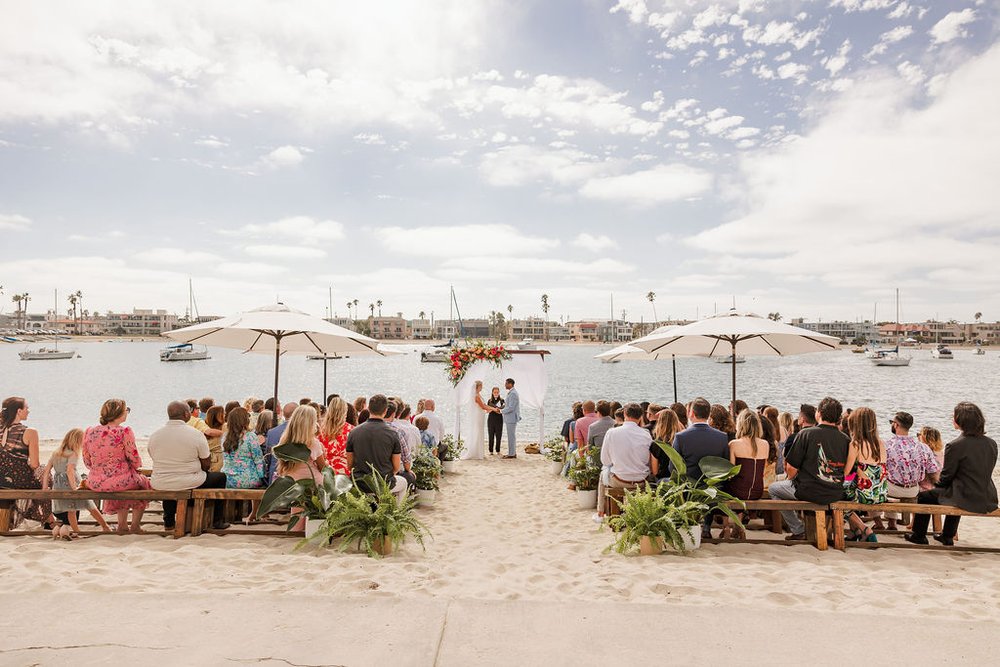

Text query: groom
(500, 377), (521, 459)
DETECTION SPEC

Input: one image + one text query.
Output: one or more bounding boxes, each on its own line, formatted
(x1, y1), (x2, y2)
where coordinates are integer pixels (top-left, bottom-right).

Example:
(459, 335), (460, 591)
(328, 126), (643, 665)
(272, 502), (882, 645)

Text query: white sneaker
(591, 513), (604, 524)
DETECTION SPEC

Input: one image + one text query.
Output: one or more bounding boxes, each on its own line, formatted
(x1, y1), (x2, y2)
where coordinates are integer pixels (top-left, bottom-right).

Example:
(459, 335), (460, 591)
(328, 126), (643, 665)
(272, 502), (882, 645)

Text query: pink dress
(83, 425), (151, 514)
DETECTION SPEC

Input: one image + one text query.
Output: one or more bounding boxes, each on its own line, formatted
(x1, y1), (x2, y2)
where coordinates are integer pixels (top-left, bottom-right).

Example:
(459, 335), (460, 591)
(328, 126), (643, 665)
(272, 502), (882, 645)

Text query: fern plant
(258, 441), (353, 528)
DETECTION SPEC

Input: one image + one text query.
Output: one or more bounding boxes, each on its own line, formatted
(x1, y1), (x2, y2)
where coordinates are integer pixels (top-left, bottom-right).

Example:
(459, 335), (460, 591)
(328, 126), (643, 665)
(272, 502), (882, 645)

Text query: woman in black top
(486, 387), (505, 455)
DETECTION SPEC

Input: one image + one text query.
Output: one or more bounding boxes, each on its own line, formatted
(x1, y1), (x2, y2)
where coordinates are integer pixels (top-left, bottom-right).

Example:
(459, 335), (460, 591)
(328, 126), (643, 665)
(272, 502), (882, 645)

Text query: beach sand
(2, 452), (999, 665)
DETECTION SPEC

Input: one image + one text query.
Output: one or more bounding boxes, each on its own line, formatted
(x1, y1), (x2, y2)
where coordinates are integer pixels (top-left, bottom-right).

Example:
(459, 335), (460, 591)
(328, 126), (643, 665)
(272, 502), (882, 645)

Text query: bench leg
(932, 515), (942, 534)
(191, 499), (205, 537)
(831, 509), (846, 551)
(814, 511), (828, 551)
(767, 510), (783, 534)
(174, 500), (188, 539)
(0, 502), (11, 533)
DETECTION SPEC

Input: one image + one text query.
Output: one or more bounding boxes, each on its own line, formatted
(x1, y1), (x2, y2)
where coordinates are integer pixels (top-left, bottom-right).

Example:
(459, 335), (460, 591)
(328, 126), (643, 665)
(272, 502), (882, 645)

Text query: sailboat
(160, 280), (210, 361)
(19, 290), (77, 360)
(420, 286), (462, 362)
(871, 289), (911, 367)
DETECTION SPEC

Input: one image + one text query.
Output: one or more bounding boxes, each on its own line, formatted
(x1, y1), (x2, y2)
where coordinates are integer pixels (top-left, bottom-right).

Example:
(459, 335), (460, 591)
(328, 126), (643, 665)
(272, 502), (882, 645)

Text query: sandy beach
(2, 451), (1000, 665)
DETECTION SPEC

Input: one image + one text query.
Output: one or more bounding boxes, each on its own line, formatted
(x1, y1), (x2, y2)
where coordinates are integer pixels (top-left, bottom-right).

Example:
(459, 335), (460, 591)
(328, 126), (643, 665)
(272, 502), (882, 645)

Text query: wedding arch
(448, 344), (550, 458)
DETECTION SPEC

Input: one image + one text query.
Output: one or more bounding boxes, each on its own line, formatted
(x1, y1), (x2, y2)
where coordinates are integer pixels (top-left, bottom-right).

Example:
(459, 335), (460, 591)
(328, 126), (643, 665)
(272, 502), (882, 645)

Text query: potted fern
(440, 434), (465, 473)
(412, 448), (442, 507)
(317, 473), (430, 557)
(257, 442), (354, 538)
(543, 436), (567, 475)
(568, 445), (602, 509)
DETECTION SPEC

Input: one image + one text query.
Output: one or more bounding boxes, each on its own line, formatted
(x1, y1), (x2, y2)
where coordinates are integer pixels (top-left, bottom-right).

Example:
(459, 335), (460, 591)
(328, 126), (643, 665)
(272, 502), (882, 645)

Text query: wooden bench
(830, 501), (1000, 552)
(710, 500), (830, 550)
(188, 489), (300, 537)
(0, 489), (193, 539)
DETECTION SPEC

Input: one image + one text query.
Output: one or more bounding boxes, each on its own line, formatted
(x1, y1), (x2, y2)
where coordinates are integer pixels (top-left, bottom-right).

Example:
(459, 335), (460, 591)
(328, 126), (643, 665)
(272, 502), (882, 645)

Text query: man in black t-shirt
(346, 394), (406, 502)
(768, 397), (849, 540)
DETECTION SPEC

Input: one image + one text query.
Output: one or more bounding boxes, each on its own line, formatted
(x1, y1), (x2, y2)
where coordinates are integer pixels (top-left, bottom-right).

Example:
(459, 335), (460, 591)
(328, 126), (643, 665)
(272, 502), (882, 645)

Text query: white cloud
(823, 39), (852, 76)
(777, 62), (810, 84)
(571, 233), (619, 252)
(830, 0), (895, 11)
(441, 256), (633, 278)
(134, 248), (222, 264)
(194, 135), (227, 148)
(867, 25), (913, 58)
(704, 114), (745, 134)
(479, 144), (610, 188)
(217, 262), (287, 277)
(929, 9), (977, 44)
(244, 245), (326, 260)
(609, 0), (648, 24)
(236, 216), (345, 242)
(897, 61), (925, 86)
(579, 164), (713, 206)
(379, 224), (560, 258)
(256, 145), (305, 169)
(0, 214), (31, 231)
(353, 132), (385, 145)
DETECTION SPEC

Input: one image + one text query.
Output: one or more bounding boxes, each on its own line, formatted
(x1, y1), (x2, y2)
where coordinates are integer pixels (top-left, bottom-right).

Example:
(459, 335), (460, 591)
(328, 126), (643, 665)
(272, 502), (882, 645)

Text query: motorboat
(514, 338), (537, 350)
(420, 349), (451, 363)
(870, 348), (911, 367)
(19, 346), (76, 360)
(714, 354), (746, 364)
(160, 343), (210, 362)
(974, 347), (986, 356)
(307, 353), (346, 361)
(930, 345), (954, 359)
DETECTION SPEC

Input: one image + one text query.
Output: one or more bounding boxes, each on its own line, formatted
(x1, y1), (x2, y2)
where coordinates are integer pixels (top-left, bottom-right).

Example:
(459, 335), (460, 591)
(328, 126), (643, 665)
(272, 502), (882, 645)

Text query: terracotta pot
(639, 535), (664, 556)
(373, 534), (393, 556)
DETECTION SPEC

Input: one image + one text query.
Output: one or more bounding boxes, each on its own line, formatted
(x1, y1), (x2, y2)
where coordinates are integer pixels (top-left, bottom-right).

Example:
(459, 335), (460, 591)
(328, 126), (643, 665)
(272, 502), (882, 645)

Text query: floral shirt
(885, 435), (941, 487)
(222, 431), (265, 488)
(318, 423), (352, 476)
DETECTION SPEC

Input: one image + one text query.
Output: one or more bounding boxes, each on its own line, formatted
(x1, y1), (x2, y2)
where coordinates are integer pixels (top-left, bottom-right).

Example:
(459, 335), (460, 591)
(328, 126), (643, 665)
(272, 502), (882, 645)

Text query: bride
(465, 380), (489, 459)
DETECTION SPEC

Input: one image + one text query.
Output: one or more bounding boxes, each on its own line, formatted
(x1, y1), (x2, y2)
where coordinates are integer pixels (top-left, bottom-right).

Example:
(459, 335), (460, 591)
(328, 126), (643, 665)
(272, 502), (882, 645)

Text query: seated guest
(221, 407), (265, 489)
(275, 405), (327, 484)
(722, 410), (770, 539)
(385, 401), (415, 488)
(346, 403), (359, 427)
(596, 403), (653, 520)
(613, 408), (624, 426)
(255, 410), (274, 441)
(148, 401), (229, 531)
(83, 398), (150, 534)
(223, 400), (241, 418)
(0, 396), (55, 530)
(669, 402), (688, 428)
(670, 398), (729, 482)
(354, 396), (368, 416)
(415, 416), (437, 451)
(768, 397), (849, 541)
(186, 398), (223, 441)
(561, 402), (582, 448)
(709, 404), (735, 441)
(415, 398), (445, 443)
(346, 394), (407, 502)
(644, 404), (663, 436)
(203, 406), (226, 472)
(394, 403), (422, 468)
(574, 401), (599, 452)
(649, 409), (681, 481)
(263, 403), (297, 484)
(587, 401), (616, 449)
(783, 403), (817, 465)
(729, 399), (749, 418)
(775, 412), (795, 475)
(843, 407), (888, 542)
(884, 411), (940, 513)
(318, 397), (353, 475)
(907, 402), (998, 546)
(917, 426), (945, 491)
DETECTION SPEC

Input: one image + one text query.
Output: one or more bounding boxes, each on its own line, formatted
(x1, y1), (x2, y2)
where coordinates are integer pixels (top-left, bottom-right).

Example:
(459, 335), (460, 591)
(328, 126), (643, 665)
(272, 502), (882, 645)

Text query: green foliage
(258, 443), (353, 521)
(439, 434), (466, 461)
(607, 451), (746, 553)
(412, 448), (442, 491)
(543, 436), (566, 463)
(316, 473), (430, 558)
(568, 444), (601, 491)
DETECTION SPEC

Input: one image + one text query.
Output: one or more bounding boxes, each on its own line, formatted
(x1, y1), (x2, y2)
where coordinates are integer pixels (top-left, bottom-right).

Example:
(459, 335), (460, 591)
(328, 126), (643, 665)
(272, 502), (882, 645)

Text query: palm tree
(352, 299), (359, 318)
(369, 303), (375, 318)
(12, 293), (22, 327)
(418, 310), (426, 320)
(21, 292), (30, 328)
(67, 293), (78, 332)
(541, 294), (550, 341)
(767, 312), (782, 322)
(646, 291), (657, 325)
(376, 299), (383, 317)
(975, 312), (982, 322)
(346, 301), (352, 319)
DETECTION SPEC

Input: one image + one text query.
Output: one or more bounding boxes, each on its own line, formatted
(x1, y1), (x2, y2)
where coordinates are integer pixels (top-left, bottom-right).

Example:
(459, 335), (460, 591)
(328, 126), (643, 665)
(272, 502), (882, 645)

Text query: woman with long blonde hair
(843, 407), (888, 542)
(722, 410), (770, 539)
(318, 397), (352, 475)
(277, 405), (327, 482)
(650, 410), (681, 480)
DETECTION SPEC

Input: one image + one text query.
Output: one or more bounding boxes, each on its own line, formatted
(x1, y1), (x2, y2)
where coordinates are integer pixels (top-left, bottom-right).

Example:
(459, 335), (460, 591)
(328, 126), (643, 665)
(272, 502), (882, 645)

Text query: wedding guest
(319, 397), (353, 475)
(730, 399), (749, 417)
(186, 399), (222, 441)
(885, 411), (940, 503)
(416, 416), (438, 452)
(722, 410), (770, 539)
(843, 407), (888, 542)
(221, 407), (265, 489)
(917, 426), (945, 491)
(83, 398), (151, 534)
(415, 399), (425, 420)
(385, 401), (415, 487)
(416, 399), (445, 443)
(346, 403), (359, 427)
(275, 405), (328, 530)
(224, 401), (240, 418)
(709, 404), (735, 441)
(203, 406), (226, 472)
(354, 396), (368, 415)
(575, 401), (599, 451)
(596, 403), (653, 521)
(346, 394), (407, 502)
(0, 397), (54, 529)
(487, 387), (505, 455)
(769, 397), (849, 541)
(561, 402), (582, 446)
(613, 408), (625, 425)
(198, 397), (215, 417)
(907, 402), (998, 546)
(263, 402), (298, 484)
(644, 404), (664, 436)
(669, 402), (688, 428)
(41, 428), (111, 536)
(395, 404), (422, 463)
(671, 398), (729, 482)
(649, 409), (681, 480)
(255, 410), (274, 439)
(587, 401), (616, 449)
(148, 401), (229, 531)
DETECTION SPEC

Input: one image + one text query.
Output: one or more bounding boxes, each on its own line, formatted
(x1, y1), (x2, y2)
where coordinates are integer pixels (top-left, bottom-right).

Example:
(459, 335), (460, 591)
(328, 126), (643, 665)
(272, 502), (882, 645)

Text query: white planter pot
(576, 489), (598, 509)
(416, 489), (436, 507)
(442, 460), (457, 473)
(305, 518), (324, 540)
(550, 460), (564, 475)
(667, 525), (702, 552)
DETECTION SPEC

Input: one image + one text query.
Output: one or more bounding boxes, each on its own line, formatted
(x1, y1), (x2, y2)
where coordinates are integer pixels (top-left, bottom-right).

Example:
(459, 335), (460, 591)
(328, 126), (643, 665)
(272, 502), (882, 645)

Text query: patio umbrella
(165, 303), (385, 408)
(594, 326), (683, 402)
(630, 310), (840, 406)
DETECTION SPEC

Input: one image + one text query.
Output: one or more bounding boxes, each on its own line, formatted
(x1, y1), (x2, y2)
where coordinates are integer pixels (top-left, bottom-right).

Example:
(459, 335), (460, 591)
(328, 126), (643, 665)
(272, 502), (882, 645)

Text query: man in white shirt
(148, 401), (230, 531)
(595, 403), (653, 521)
(416, 399), (445, 454)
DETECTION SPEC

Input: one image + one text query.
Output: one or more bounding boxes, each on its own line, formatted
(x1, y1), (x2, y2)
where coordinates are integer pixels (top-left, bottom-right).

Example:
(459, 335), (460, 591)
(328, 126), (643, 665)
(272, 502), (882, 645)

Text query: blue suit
(500, 387), (521, 456)
(263, 422), (288, 483)
(670, 422), (729, 481)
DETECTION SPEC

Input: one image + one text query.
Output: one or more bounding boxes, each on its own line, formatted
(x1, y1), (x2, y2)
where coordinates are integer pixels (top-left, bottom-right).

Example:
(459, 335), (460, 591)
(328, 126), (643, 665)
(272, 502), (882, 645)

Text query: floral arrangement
(446, 340), (511, 386)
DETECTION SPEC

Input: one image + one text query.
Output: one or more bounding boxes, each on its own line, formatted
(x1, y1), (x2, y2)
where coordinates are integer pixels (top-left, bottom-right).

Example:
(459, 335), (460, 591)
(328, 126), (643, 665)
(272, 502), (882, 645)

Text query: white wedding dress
(465, 389), (487, 460)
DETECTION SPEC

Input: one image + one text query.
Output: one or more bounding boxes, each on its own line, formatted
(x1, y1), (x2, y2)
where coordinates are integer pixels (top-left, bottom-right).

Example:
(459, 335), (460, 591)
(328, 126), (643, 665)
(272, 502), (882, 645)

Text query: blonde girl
(42, 429), (111, 538)
(276, 405), (328, 531)
(917, 427), (945, 491)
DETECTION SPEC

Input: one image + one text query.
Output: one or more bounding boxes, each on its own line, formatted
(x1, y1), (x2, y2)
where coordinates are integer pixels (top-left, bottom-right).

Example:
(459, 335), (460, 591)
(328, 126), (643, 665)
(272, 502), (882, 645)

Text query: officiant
(487, 386), (505, 455)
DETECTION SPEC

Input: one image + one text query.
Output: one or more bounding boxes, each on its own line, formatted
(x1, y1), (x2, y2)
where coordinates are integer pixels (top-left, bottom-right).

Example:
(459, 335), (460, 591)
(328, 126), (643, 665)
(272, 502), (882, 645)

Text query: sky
(1, 0), (998, 325)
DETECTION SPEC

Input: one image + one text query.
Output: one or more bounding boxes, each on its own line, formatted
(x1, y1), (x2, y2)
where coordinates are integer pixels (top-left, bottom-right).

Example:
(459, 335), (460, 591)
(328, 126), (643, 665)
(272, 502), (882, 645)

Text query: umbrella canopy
(594, 326), (682, 402)
(630, 310), (840, 405)
(165, 303), (384, 407)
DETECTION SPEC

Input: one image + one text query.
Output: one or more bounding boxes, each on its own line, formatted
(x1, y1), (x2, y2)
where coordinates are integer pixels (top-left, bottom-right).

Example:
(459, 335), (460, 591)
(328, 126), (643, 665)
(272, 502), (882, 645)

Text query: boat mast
(328, 286), (333, 322)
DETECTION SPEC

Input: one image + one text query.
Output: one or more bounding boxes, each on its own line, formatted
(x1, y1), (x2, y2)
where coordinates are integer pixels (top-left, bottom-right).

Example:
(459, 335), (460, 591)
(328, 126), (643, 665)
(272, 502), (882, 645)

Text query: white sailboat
(871, 289), (911, 367)
(930, 344), (954, 359)
(19, 290), (77, 360)
(160, 281), (210, 361)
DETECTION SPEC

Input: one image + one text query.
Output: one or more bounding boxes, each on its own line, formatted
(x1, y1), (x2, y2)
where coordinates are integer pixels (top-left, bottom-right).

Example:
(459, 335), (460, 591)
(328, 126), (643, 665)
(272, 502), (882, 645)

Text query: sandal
(718, 525), (732, 539)
(732, 525), (746, 541)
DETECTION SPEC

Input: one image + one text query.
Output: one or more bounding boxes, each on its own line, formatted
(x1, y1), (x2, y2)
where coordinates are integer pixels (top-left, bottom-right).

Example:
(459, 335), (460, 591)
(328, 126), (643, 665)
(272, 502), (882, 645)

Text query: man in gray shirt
(587, 401), (616, 449)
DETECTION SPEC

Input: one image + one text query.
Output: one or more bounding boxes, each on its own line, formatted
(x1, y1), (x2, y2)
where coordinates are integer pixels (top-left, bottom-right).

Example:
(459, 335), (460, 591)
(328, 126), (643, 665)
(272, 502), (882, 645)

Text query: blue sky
(1, 0), (997, 324)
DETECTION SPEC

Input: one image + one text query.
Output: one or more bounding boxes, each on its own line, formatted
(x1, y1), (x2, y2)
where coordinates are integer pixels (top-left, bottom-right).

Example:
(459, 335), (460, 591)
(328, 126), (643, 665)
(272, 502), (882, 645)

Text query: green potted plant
(318, 473), (430, 557)
(257, 442), (354, 539)
(568, 445), (601, 509)
(412, 448), (442, 507)
(607, 445), (744, 554)
(543, 436), (567, 475)
(439, 434), (465, 473)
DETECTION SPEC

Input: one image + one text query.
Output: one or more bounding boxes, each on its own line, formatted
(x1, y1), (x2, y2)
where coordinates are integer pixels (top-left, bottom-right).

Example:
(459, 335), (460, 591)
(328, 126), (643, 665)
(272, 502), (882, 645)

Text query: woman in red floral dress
(318, 397), (352, 475)
(83, 399), (151, 534)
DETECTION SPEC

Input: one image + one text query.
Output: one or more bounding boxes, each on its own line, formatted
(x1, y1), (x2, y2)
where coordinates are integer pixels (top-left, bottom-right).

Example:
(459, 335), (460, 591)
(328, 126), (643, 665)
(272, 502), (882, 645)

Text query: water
(3, 341), (999, 442)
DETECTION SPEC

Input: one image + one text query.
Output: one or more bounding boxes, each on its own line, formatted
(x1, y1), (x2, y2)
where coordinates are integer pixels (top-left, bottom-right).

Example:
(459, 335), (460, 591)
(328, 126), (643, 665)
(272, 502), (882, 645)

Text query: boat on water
(872, 288), (911, 367)
(513, 338), (537, 350)
(420, 348), (451, 363)
(931, 344), (954, 359)
(19, 346), (77, 360)
(974, 347), (986, 356)
(307, 353), (347, 361)
(714, 354), (746, 364)
(160, 343), (210, 362)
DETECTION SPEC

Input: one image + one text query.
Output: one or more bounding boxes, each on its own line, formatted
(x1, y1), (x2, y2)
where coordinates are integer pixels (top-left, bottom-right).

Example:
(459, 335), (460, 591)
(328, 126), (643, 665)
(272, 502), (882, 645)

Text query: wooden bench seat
(188, 489), (300, 537)
(830, 501), (1000, 552)
(722, 499), (830, 550)
(0, 489), (192, 538)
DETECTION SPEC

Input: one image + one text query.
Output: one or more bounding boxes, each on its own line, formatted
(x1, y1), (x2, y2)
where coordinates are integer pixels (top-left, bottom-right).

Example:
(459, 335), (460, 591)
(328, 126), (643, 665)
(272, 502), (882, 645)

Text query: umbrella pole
(672, 354), (677, 404)
(273, 336), (281, 413)
(323, 355), (328, 402)
(731, 339), (737, 408)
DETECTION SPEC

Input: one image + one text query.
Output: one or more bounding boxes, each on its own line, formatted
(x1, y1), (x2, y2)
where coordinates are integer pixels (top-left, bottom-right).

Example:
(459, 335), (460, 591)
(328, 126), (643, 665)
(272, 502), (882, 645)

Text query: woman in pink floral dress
(83, 398), (151, 534)
(318, 397), (352, 476)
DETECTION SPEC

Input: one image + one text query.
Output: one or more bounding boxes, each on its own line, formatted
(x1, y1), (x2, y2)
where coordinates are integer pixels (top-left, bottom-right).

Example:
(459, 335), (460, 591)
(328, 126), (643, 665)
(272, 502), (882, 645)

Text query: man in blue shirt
(263, 402), (297, 483)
